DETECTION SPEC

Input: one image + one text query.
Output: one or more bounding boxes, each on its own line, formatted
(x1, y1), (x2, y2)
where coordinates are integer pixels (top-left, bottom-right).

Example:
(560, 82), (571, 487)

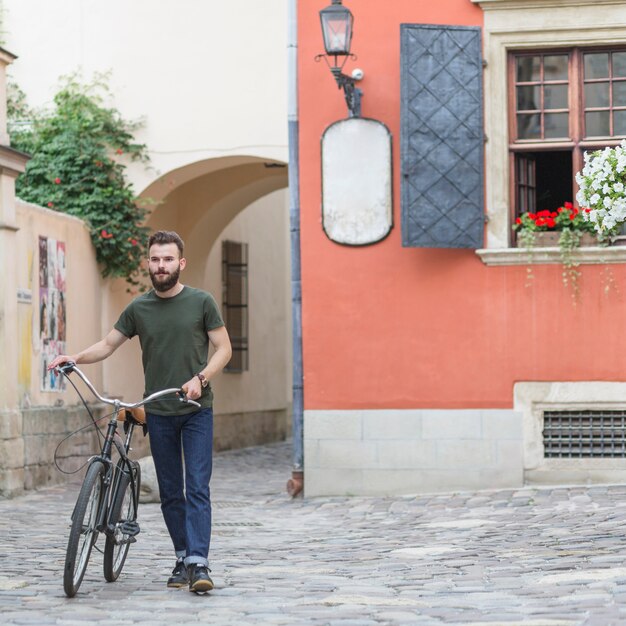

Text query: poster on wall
(39, 236), (66, 392)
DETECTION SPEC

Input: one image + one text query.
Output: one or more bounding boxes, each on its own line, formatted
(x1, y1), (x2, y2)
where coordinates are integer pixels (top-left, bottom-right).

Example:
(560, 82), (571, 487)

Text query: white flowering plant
(575, 140), (626, 234)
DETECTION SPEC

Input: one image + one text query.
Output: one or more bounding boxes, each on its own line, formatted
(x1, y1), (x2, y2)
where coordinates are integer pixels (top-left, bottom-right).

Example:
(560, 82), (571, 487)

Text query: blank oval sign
(321, 117), (393, 245)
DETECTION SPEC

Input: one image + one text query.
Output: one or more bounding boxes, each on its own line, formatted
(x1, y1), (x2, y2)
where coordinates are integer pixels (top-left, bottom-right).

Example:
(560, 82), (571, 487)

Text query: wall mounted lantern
(317, 0), (362, 118)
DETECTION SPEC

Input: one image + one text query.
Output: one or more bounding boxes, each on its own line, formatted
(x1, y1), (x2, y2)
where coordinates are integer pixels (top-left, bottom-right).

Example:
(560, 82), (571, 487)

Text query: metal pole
(286, 0), (304, 497)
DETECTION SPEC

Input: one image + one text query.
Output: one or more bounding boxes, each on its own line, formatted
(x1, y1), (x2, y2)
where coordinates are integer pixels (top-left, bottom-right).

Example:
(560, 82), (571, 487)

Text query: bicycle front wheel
(103, 460), (141, 582)
(63, 460), (105, 597)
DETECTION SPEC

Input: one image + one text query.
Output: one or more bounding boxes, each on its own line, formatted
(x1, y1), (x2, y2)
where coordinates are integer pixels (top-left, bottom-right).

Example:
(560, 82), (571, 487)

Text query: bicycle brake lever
(177, 390), (201, 408)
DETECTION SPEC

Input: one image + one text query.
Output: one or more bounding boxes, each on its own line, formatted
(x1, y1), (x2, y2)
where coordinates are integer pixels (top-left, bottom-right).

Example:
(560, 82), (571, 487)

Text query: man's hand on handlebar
(48, 355), (77, 371)
(181, 376), (202, 401)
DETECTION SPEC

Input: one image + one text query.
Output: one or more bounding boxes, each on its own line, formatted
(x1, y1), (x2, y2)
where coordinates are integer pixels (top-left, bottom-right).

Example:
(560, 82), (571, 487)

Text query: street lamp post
(317, 0), (362, 118)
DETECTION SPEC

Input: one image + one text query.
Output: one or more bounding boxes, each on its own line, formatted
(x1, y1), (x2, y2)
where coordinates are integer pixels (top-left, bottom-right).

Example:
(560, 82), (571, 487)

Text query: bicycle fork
(98, 416), (141, 544)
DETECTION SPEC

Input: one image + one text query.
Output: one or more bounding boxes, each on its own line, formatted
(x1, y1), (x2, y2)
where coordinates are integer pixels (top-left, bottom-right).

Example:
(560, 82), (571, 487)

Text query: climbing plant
(8, 75), (150, 287)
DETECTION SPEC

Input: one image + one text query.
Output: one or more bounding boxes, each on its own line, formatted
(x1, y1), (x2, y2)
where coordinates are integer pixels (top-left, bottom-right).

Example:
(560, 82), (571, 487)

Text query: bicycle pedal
(119, 520), (141, 537)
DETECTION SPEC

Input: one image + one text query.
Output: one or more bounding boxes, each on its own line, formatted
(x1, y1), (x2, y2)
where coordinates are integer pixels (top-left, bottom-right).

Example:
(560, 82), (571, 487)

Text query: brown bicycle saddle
(116, 406), (147, 424)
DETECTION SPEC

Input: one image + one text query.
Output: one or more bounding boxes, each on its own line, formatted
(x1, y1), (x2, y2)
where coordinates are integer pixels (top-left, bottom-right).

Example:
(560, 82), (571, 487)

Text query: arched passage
(104, 156), (291, 451)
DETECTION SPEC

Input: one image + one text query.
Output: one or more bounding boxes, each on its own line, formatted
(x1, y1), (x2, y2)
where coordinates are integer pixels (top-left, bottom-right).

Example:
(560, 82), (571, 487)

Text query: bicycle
(56, 361), (200, 598)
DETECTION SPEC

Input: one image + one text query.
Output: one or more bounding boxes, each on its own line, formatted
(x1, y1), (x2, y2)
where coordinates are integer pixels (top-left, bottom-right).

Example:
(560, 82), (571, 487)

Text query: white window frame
(473, 0), (626, 265)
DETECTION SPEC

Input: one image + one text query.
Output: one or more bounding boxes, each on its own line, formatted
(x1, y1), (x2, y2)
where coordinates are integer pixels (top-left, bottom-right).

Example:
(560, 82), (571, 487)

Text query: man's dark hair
(148, 231), (184, 257)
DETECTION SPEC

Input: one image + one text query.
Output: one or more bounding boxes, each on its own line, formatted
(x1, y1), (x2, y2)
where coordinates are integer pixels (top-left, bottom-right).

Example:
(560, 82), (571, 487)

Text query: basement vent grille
(543, 410), (626, 458)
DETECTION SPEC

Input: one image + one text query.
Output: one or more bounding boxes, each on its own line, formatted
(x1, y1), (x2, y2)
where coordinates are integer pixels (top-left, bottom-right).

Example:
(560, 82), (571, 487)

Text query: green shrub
(9, 75), (150, 287)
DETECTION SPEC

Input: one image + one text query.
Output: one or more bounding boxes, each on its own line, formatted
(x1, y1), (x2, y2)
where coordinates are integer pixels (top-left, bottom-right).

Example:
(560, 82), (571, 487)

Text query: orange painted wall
(298, 0), (626, 410)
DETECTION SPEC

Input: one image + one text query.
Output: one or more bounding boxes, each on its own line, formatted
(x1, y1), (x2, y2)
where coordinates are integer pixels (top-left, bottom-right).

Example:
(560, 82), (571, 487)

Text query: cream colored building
(1, 0), (291, 495)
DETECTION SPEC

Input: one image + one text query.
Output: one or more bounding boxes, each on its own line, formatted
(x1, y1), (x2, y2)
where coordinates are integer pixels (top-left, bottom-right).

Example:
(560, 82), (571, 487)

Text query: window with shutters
(222, 240), (248, 373)
(509, 48), (626, 228)
(474, 0), (626, 264)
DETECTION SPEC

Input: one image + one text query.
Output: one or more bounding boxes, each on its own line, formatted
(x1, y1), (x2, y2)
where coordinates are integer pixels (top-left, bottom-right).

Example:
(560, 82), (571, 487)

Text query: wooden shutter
(401, 24), (484, 248)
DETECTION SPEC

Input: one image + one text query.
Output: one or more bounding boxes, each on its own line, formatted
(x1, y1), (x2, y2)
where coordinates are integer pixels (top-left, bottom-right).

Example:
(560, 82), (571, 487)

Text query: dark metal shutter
(401, 24), (484, 248)
(222, 241), (249, 372)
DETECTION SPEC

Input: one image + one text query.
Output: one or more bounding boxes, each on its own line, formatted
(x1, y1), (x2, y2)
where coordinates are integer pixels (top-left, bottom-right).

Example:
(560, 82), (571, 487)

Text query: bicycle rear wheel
(103, 460), (141, 582)
(63, 460), (105, 597)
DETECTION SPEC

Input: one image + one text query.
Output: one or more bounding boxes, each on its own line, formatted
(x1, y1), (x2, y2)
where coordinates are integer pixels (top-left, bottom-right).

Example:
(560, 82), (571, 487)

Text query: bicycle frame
(61, 362), (200, 542)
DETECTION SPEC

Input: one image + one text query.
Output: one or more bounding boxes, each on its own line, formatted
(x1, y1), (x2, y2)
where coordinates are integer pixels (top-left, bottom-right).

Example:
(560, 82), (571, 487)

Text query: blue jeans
(146, 408), (213, 567)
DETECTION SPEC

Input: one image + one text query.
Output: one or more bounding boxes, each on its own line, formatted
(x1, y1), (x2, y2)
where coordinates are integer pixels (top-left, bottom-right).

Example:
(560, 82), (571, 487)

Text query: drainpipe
(286, 0), (304, 497)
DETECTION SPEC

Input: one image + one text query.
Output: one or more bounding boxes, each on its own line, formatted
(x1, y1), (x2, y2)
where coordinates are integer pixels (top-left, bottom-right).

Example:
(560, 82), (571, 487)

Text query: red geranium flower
(116, 148), (123, 155)
(564, 201), (573, 209)
(47, 202), (54, 208)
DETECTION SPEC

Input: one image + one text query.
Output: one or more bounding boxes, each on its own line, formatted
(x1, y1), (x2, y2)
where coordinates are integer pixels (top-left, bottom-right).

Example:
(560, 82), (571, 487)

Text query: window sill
(476, 245), (626, 266)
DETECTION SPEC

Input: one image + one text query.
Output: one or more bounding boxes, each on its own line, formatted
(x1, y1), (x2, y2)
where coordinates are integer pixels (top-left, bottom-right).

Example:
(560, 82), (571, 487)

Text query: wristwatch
(196, 372), (208, 388)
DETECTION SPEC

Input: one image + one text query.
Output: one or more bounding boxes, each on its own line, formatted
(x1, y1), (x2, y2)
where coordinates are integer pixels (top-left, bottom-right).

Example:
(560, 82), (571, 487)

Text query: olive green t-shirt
(114, 286), (224, 415)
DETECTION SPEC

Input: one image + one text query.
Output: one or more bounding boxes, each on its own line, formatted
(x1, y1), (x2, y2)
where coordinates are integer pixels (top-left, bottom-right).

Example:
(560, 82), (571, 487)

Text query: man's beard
(149, 265), (181, 292)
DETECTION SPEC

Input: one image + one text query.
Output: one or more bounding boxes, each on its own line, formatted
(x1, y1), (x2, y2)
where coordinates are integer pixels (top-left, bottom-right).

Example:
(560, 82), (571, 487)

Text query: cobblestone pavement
(3, 441), (626, 625)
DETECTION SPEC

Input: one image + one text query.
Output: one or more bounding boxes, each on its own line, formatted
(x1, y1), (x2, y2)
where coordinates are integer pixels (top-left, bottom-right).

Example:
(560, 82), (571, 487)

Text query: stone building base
(213, 409), (291, 452)
(304, 409), (524, 497)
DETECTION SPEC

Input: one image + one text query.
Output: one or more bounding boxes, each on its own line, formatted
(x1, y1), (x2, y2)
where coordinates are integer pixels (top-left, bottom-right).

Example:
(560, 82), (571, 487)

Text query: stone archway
(103, 155), (291, 452)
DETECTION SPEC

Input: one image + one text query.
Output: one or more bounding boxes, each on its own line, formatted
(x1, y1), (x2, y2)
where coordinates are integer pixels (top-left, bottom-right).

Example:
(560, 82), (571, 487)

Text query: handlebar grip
(177, 390), (202, 408)
(58, 361), (76, 374)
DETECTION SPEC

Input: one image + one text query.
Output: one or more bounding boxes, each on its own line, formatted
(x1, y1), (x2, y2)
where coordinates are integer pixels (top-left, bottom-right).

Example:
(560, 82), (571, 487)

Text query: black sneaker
(188, 564), (214, 593)
(167, 559), (188, 588)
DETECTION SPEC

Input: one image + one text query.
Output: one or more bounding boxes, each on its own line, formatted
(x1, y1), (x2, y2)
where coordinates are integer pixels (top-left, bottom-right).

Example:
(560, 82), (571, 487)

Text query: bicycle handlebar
(57, 362), (202, 409)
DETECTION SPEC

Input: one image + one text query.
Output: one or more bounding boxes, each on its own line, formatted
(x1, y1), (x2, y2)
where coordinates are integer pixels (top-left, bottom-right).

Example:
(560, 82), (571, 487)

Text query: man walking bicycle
(49, 230), (232, 593)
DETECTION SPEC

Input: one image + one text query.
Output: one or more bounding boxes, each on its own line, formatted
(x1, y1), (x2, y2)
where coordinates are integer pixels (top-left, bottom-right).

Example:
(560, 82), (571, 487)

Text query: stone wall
(304, 409), (524, 497)
(213, 409), (291, 453)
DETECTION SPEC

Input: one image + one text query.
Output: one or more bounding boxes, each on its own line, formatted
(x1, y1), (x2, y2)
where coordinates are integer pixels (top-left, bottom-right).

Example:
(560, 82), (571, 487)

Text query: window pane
(544, 113), (569, 138)
(517, 56), (540, 82)
(517, 158), (526, 184)
(585, 111), (610, 136)
(614, 81), (626, 106)
(544, 55), (568, 81)
(585, 82), (610, 108)
(517, 85), (540, 110)
(613, 52), (626, 78)
(518, 113), (540, 139)
(544, 85), (568, 110)
(584, 53), (610, 79)
(614, 110), (626, 135)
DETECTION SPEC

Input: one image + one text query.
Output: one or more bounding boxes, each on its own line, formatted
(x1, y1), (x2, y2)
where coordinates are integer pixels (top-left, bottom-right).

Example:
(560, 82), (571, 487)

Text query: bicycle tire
(63, 460), (105, 597)
(103, 460), (141, 582)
